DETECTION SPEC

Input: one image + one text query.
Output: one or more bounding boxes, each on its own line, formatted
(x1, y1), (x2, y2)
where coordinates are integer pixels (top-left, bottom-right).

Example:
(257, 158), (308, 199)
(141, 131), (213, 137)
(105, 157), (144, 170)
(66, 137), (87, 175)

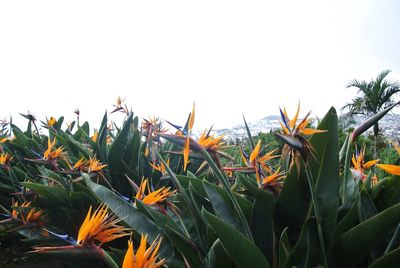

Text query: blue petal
(279, 108), (290, 130)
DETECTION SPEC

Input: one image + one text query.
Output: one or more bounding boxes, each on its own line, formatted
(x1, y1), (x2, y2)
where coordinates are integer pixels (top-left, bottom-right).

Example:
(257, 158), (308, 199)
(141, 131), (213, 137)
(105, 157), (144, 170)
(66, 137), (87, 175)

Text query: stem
(305, 165), (329, 268)
(32, 120), (40, 136)
(341, 135), (352, 204)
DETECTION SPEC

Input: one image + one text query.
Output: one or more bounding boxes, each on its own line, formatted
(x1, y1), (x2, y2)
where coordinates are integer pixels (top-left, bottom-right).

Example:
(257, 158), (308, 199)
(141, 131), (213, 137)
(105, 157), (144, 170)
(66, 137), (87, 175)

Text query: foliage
(0, 98), (400, 267)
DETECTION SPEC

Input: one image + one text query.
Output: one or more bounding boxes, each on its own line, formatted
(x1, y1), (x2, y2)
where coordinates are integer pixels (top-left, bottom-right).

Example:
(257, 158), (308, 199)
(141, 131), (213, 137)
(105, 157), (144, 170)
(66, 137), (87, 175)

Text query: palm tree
(343, 70), (400, 157)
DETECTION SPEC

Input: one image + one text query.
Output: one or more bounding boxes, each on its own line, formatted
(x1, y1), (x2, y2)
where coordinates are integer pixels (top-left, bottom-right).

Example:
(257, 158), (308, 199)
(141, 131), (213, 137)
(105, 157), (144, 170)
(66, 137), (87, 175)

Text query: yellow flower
(351, 147), (379, 181)
(135, 179), (176, 206)
(77, 204), (129, 246)
(122, 235), (165, 268)
(0, 137), (8, 143)
(376, 163), (400, 176)
(0, 153), (12, 165)
(91, 130), (99, 142)
(44, 138), (66, 161)
(88, 157), (107, 172)
(47, 117), (56, 127)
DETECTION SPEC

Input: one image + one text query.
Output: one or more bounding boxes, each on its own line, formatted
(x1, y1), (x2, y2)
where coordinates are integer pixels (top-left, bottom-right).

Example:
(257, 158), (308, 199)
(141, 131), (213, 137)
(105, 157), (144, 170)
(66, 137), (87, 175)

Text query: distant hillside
(214, 114), (400, 141)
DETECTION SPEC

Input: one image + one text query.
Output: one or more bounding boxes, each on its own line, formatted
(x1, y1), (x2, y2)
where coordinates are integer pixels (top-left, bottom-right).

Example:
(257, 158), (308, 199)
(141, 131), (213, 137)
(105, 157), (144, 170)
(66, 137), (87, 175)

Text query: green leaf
(203, 180), (242, 232)
(94, 112), (108, 163)
(202, 208), (270, 268)
(283, 218), (321, 268)
(177, 175), (252, 220)
(239, 174), (274, 262)
(309, 107), (340, 246)
(329, 203), (400, 268)
(136, 202), (203, 268)
(242, 115), (255, 151)
(369, 247), (400, 268)
(108, 113), (133, 192)
(334, 200), (359, 239)
(205, 239), (234, 268)
(358, 189), (377, 222)
(278, 228), (291, 268)
(275, 165), (310, 243)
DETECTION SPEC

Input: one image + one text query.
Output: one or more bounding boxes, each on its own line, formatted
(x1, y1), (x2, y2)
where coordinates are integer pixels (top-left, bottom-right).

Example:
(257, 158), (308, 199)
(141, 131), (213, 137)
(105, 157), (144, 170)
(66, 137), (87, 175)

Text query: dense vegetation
(0, 97), (400, 268)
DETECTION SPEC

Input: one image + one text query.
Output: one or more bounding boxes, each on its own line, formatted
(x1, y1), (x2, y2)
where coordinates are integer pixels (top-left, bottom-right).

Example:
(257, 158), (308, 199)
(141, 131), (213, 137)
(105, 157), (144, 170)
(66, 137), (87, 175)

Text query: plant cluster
(0, 99), (400, 267)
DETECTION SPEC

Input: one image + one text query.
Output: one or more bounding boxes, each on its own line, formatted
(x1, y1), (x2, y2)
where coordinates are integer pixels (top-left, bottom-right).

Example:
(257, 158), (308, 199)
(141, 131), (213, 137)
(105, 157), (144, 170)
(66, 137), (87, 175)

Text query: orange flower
(0, 152), (12, 165)
(198, 129), (225, 151)
(73, 157), (87, 170)
(135, 179), (176, 206)
(11, 201), (46, 228)
(87, 157), (107, 172)
(149, 159), (170, 176)
(44, 138), (66, 161)
(248, 140), (279, 185)
(77, 204), (129, 246)
(351, 147), (379, 181)
(277, 102), (326, 170)
(47, 117), (56, 127)
(122, 235), (165, 268)
(261, 166), (286, 188)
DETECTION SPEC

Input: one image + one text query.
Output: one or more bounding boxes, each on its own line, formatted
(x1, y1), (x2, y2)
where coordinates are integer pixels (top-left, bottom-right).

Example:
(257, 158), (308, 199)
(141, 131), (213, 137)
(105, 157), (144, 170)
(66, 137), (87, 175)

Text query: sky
(1, 0), (400, 132)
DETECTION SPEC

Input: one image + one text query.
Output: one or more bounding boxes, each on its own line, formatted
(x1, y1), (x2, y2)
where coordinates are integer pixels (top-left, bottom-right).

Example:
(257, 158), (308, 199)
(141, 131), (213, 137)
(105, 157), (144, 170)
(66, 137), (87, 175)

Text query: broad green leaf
(203, 180), (242, 232)
(108, 113), (133, 193)
(358, 189), (377, 222)
(278, 228), (291, 268)
(94, 112), (108, 163)
(205, 239), (234, 268)
(369, 247), (400, 268)
(275, 165), (310, 243)
(283, 218), (321, 268)
(309, 107), (340, 246)
(177, 175), (252, 220)
(136, 202), (203, 268)
(329, 203), (400, 268)
(202, 208), (270, 268)
(334, 200), (359, 239)
(239, 174), (274, 262)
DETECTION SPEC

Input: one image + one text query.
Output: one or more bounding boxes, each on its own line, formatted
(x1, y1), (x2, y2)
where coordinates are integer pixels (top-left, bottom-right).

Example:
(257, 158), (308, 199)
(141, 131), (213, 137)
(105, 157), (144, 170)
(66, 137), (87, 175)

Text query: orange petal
(250, 140), (261, 163)
(279, 121), (289, 135)
(188, 102), (195, 131)
(301, 128), (327, 135)
(183, 136), (190, 171)
(289, 101), (300, 129)
(363, 159), (379, 169)
(376, 164), (400, 176)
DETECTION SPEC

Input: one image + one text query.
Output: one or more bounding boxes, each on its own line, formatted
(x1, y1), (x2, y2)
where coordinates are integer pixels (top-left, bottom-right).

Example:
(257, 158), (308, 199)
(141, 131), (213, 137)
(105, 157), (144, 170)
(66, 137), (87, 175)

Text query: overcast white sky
(1, 0), (400, 131)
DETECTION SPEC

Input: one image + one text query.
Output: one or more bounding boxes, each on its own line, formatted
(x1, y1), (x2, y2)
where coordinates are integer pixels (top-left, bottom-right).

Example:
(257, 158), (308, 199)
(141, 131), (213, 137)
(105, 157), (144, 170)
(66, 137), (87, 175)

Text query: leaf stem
(305, 164), (329, 268)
